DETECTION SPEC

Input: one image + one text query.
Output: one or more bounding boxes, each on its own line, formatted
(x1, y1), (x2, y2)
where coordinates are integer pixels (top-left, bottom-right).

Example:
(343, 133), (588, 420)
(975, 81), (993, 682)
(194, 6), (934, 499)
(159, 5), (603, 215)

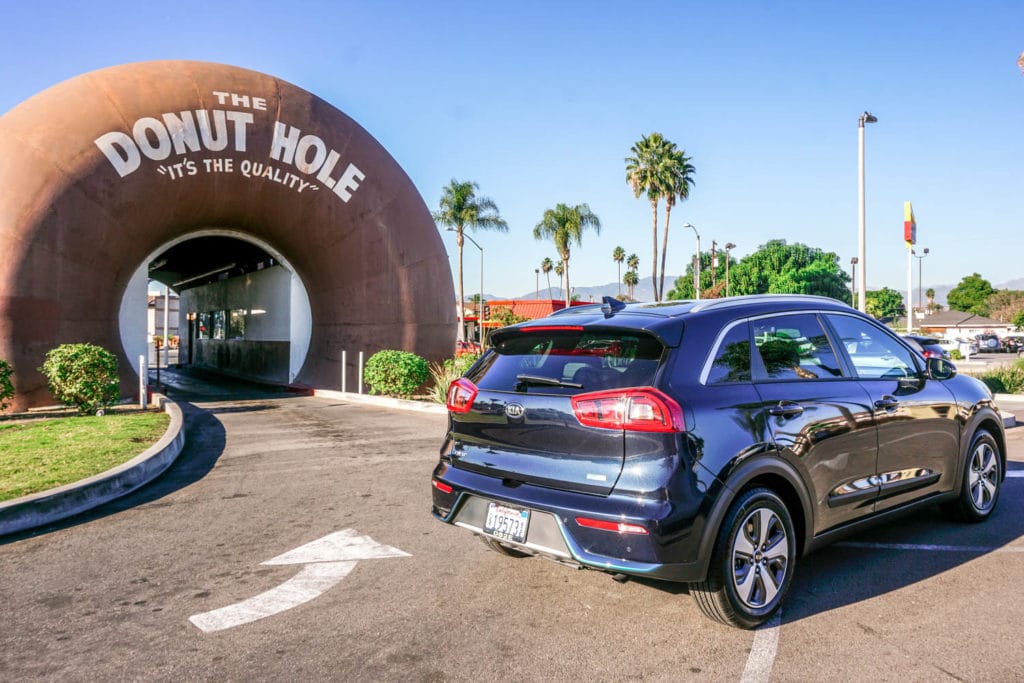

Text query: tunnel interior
(122, 232), (312, 386)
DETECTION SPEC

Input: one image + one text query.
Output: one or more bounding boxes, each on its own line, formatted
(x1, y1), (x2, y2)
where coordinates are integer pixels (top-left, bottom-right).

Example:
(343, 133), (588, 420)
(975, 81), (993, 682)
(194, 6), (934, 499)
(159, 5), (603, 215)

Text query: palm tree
(627, 252), (639, 273)
(554, 260), (564, 298)
(626, 133), (675, 301)
(541, 257), (554, 299)
(433, 179), (508, 340)
(659, 150), (696, 301)
(623, 270), (639, 301)
(612, 246), (625, 296)
(534, 204), (602, 307)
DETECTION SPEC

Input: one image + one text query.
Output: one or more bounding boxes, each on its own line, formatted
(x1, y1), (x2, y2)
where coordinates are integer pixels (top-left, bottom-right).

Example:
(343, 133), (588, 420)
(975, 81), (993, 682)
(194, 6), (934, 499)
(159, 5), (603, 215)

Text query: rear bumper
(431, 462), (710, 582)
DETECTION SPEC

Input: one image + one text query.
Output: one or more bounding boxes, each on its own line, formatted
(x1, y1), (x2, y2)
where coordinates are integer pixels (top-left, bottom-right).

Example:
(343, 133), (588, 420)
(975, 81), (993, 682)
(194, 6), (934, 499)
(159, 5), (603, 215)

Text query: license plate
(484, 503), (530, 544)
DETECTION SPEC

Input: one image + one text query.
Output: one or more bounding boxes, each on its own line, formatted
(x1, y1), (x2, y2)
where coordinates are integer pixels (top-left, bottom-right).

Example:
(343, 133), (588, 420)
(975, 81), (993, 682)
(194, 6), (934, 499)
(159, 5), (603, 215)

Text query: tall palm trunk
(660, 202), (673, 301)
(650, 201), (660, 301)
(562, 251), (571, 307)
(546, 273), (553, 300)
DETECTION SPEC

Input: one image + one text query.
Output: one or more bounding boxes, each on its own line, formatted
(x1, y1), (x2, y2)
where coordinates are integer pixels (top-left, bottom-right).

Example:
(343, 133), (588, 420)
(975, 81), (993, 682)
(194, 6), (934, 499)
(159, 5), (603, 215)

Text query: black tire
(944, 430), (1002, 523)
(480, 535), (530, 558)
(690, 488), (796, 629)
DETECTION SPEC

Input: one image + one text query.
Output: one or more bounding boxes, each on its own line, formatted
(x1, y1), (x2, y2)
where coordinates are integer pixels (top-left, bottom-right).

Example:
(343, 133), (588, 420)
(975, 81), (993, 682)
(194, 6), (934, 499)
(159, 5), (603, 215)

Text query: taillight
(432, 479), (453, 494)
(575, 516), (649, 535)
(446, 378), (478, 413)
(571, 387), (684, 432)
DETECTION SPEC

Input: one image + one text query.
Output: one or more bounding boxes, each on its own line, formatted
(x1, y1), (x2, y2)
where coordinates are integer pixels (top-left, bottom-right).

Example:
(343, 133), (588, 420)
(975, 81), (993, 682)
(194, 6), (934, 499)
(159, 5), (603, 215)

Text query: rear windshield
(469, 329), (665, 394)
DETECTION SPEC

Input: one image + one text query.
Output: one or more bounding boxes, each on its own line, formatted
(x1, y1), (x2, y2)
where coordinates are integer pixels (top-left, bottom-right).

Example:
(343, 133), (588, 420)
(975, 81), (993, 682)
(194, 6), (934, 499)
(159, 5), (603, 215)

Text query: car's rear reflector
(571, 387), (684, 432)
(432, 479), (453, 494)
(446, 378), (478, 413)
(575, 516), (649, 535)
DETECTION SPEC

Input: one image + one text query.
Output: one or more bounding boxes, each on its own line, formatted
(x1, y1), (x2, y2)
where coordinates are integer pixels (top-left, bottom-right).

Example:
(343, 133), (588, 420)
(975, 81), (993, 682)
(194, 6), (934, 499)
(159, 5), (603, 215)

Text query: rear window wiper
(515, 373), (583, 389)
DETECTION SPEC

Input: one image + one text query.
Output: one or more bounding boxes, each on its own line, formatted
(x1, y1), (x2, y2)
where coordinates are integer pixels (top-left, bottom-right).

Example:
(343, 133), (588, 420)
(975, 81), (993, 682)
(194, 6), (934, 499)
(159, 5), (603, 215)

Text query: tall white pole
(858, 122), (867, 313)
(695, 232), (702, 301)
(907, 247), (914, 332)
(163, 286), (170, 368)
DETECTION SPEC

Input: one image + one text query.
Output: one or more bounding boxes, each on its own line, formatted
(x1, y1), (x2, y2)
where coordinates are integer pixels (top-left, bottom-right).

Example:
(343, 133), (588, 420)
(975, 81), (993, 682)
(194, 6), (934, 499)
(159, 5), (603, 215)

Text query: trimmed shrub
(0, 359), (13, 411)
(430, 353), (479, 404)
(949, 349), (964, 360)
(364, 350), (430, 398)
(38, 343), (119, 415)
(970, 359), (1024, 395)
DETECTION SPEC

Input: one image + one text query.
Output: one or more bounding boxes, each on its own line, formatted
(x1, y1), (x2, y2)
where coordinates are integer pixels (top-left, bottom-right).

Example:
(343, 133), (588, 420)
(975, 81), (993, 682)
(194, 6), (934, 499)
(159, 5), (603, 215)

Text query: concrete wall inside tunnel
(0, 60), (456, 410)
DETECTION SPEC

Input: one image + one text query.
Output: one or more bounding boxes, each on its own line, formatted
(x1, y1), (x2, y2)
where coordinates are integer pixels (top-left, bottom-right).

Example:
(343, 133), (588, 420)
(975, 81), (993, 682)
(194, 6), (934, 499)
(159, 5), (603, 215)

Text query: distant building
(147, 292), (180, 343)
(913, 310), (1014, 339)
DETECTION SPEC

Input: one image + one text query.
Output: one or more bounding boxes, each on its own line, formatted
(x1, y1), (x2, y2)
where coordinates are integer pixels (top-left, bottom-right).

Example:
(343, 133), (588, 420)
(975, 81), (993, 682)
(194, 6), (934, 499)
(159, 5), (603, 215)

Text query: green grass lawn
(0, 411), (171, 502)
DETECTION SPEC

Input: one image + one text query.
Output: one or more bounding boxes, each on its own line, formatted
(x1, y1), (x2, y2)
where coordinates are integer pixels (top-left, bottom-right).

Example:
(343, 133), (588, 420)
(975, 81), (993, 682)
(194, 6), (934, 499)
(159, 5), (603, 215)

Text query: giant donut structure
(0, 60), (455, 410)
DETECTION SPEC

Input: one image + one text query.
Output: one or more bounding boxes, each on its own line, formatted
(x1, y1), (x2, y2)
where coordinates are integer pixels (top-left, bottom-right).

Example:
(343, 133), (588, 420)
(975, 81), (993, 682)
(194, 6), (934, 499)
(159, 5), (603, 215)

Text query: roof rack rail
(688, 293), (851, 313)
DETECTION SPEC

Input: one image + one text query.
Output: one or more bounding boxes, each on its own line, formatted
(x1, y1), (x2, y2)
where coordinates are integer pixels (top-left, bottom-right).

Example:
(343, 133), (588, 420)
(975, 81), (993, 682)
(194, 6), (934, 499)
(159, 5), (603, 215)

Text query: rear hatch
(447, 325), (668, 495)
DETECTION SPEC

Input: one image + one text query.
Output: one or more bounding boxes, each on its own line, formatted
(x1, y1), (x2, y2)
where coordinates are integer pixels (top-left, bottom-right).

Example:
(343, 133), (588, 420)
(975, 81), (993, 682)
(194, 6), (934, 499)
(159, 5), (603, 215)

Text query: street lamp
(914, 247), (929, 319)
(535, 268), (540, 299)
(857, 111), (878, 313)
(850, 256), (859, 306)
(724, 242), (736, 296)
(682, 222), (701, 301)
(447, 228), (483, 343)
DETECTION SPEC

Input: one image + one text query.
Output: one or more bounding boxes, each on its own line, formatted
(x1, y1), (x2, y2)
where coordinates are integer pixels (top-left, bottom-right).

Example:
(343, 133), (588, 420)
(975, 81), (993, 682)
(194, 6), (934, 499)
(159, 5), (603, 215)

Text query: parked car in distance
(938, 337), (979, 356)
(975, 333), (1000, 352)
(1001, 334), (1024, 355)
(902, 334), (950, 360)
(432, 295), (1005, 629)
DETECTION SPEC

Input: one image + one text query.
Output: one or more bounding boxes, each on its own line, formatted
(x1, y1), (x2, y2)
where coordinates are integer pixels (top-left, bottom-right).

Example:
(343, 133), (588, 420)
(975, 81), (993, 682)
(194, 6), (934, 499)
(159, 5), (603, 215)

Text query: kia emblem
(505, 403), (525, 419)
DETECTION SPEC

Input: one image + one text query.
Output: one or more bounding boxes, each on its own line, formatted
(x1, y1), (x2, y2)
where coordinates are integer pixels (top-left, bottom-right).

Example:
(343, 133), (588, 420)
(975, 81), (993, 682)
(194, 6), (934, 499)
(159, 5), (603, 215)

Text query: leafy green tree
(865, 287), (906, 321)
(626, 132), (674, 301)
(947, 273), (994, 316)
(612, 246), (625, 296)
(626, 253), (639, 273)
(658, 148), (696, 301)
(533, 203), (601, 306)
(1013, 310), (1024, 331)
(38, 343), (119, 415)
(541, 257), (554, 299)
(432, 180), (508, 340)
(986, 289), (1024, 323)
(667, 250), (735, 300)
(678, 240), (850, 302)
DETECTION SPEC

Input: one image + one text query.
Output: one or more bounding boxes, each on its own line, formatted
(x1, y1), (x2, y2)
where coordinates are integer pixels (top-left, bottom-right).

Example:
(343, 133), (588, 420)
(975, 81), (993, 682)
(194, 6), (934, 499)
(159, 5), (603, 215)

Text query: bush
(949, 349), (964, 360)
(38, 343), (119, 415)
(363, 350), (430, 398)
(970, 359), (1024, 394)
(0, 359), (13, 411)
(430, 354), (479, 404)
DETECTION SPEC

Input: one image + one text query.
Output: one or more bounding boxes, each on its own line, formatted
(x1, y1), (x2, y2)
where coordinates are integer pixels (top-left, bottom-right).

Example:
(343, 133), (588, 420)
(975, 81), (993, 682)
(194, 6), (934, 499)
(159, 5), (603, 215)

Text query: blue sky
(2, 1), (1022, 299)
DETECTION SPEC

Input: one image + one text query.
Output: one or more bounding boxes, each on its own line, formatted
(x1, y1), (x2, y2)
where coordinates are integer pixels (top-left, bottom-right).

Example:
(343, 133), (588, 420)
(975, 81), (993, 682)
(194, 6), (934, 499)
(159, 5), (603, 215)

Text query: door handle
(874, 396), (899, 410)
(769, 401), (804, 418)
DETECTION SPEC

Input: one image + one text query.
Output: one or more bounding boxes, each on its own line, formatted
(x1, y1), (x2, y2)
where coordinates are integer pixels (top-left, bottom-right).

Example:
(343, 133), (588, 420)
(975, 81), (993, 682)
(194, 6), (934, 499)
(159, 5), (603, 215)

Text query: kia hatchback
(431, 295), (1005, 628)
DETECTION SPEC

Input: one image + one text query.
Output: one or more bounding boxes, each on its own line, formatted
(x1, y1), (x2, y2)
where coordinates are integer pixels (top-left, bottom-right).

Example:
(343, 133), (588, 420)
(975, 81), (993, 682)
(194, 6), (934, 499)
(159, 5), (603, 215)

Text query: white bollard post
(358, 351), (364, 394)
(341, 350), (347, 393)
(138, 354), (147, 409)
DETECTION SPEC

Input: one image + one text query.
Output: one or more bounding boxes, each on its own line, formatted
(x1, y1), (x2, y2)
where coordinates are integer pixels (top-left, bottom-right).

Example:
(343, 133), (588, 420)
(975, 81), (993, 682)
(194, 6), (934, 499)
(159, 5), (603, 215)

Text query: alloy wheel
(968, 441), (999, 512)
(731, 507), (789, 609)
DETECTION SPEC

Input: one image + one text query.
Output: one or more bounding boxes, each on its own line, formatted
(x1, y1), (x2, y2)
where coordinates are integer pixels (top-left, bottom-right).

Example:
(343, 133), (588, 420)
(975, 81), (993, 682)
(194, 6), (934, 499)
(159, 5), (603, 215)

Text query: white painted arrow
(189, 529), (410, 633)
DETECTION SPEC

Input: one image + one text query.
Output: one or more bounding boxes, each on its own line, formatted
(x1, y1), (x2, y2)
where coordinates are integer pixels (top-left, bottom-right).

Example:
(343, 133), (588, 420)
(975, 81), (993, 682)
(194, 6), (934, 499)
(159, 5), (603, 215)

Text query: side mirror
(927, 357), (957, 381)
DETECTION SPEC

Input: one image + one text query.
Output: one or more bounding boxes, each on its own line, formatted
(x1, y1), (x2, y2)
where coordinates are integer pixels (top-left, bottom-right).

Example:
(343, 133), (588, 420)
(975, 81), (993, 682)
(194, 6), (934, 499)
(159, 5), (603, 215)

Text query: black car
(902, 334), (950, 360)
(431, 295), (1005, 628)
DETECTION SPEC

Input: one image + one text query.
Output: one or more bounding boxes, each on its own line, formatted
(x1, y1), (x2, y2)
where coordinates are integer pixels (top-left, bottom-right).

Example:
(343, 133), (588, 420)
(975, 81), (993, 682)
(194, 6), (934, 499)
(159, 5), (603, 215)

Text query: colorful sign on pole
(904, 201), (916, 247)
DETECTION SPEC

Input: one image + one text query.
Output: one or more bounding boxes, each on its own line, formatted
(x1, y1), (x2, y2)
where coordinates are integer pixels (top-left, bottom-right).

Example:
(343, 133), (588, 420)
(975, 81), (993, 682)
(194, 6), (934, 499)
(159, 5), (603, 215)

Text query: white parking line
(740, 610), (780, 683)
(837, 541), (1024, 553)
(1007, 471), (1024, 478)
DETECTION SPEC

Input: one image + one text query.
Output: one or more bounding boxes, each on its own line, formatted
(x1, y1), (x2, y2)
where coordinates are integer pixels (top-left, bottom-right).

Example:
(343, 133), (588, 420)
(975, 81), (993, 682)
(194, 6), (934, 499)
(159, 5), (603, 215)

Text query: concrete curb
(312, 389), (447, 415)
(0, 396), (186, 537)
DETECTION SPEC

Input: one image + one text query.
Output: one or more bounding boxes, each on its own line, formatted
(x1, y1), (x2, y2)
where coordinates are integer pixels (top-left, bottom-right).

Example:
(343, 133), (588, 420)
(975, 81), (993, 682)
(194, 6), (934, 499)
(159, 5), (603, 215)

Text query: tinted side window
(826, 314), (918, 379)
(470, 330), (664, 394)
(706, 322), (752, 384)
(752, 314), (842, 381)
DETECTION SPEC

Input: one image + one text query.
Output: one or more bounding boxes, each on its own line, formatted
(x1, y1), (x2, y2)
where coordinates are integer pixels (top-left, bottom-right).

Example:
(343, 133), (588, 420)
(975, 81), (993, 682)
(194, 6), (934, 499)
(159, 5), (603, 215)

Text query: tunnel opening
(120, 231), (312, 387)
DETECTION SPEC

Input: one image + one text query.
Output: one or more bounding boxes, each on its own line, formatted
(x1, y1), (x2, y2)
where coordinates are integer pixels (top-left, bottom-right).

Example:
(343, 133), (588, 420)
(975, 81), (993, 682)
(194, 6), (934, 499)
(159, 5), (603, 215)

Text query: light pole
(724, 242), (736, 296)
(914, 247), (929, 319)
(683, 223), (701, 300)
(535, 268), (540, 299)
(448, 228), (483, 343)
(850, 256), (859, 307)
(857, 111), (878, 313)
